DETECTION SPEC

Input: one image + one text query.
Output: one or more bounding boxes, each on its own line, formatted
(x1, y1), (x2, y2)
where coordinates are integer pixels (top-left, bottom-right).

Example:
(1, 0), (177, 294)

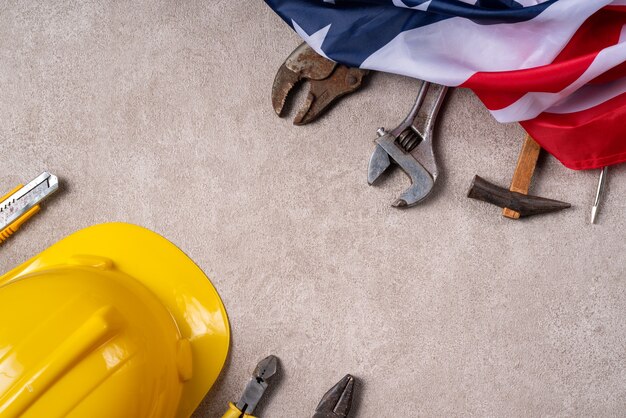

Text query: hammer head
(367, 134), (435, 208)
(467, 175), (571, 217)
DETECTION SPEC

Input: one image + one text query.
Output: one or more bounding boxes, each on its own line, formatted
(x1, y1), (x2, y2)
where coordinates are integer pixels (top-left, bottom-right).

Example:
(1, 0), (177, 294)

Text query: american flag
(265, 0), (626, 170)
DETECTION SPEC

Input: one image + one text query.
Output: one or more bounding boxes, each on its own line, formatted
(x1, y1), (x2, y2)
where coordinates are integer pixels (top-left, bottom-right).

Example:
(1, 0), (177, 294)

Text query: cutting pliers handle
(222, 402), (256, 418)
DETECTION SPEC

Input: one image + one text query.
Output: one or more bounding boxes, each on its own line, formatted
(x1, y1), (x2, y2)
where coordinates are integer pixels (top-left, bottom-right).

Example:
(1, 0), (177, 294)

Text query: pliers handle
(222, 402), (256, 418)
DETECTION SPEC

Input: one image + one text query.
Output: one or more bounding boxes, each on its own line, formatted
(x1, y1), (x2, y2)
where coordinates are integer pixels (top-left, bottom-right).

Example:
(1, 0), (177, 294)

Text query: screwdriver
(590, 166), (608, 224)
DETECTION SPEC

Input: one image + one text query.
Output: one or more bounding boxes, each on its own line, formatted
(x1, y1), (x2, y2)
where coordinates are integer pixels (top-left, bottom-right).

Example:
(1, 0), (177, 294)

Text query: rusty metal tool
(313, 374), (355, 418)
(0, 172), (59, 244)
(222, 355), (279, 418)
(467, 134), (570, 217)
(468, 175), (571, 217)
(367, 81), (448, 208)
(272, 42), (369, 125)
(591, 166), (608, 224)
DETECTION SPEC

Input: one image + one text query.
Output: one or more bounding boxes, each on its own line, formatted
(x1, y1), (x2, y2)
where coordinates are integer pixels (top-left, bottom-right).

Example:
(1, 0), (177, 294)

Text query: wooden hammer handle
(503, 134), (541, 219)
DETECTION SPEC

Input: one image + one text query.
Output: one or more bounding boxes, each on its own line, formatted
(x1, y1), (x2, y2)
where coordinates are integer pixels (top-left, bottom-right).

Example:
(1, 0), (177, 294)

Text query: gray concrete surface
(1, 1), (625, 417)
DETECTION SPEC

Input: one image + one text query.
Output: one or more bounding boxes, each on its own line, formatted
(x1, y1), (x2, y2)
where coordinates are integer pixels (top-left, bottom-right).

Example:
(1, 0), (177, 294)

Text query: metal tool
(0, 172), (59, 244)
(222, 355), (278, 418)
(467, 134), (571, 218)
(367, 81), (448, 208)
(272, 42), (369, 125)
(591, 166), (608, 224)
(468, 175), (571, 217)
(313, 374), (355, 418)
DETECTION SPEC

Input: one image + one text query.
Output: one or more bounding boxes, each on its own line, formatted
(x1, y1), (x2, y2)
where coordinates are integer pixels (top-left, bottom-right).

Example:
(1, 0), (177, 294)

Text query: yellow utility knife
(0, 172), (59, 244)
(222, 355), (278, 418)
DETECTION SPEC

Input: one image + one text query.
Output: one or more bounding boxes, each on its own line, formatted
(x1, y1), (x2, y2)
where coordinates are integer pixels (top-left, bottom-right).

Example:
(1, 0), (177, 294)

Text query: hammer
(467, 134), (571, 218)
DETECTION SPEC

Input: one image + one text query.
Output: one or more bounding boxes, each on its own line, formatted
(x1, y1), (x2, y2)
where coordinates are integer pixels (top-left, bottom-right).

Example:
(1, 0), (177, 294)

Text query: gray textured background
(1, 1), (625, 417)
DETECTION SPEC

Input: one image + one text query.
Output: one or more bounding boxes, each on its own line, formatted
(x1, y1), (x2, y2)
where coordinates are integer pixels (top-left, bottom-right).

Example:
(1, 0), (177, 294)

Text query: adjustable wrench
(367, 81), (448, 208)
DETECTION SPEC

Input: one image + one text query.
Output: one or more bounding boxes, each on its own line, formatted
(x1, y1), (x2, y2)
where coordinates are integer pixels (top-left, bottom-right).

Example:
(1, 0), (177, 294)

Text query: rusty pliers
(272, 43), (369, 125)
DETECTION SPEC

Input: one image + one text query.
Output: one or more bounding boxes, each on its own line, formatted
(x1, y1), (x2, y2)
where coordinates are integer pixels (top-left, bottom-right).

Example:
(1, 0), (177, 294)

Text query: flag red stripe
(521, 90), (626, 169)
(462, 9), (626, 110)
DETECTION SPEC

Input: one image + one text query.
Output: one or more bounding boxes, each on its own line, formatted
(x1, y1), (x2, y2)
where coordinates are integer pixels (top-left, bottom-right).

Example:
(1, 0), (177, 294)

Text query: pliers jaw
(313, 374), (355, 418)
(272, 42), (368, 125)
(226, 355), (278, 418)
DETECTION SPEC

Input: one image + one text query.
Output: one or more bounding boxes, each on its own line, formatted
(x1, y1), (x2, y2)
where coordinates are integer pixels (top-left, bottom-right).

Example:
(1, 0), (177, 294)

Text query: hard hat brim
(0, 223), (230, 418)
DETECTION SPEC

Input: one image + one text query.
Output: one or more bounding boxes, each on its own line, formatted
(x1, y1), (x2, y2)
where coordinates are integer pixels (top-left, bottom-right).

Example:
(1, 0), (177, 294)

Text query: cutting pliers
(313, 374), (356, 418)
(222, 356), (355, 417)
(222, 355), (278, 418)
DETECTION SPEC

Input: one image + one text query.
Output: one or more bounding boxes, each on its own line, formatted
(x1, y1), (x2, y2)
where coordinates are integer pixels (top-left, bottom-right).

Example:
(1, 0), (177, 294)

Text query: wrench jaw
(394, 170), (435, 208)
(367, 143), (392, 186)
(368, 131), (436, 208)
(408, 129), (439, 188)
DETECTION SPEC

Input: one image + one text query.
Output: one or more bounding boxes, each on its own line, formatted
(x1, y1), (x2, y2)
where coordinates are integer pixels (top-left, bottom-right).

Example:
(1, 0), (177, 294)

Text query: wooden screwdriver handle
(503, 134), (541, 219)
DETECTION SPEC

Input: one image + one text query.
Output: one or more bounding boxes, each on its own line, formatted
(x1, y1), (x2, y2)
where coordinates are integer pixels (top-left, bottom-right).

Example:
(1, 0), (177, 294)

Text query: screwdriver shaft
(591, 166), (608, 224)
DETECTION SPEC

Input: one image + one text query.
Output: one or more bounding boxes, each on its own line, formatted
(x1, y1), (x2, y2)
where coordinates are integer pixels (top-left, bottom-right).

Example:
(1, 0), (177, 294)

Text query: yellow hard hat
(0, 223), (230, 418)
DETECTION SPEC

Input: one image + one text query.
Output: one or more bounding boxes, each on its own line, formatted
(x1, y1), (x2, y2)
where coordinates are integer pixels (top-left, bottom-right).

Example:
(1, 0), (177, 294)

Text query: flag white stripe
(546, 75), (626, 114)
(491, 25), (626, 122)
(516, 0), (550, 5)
(360, 0), (610, 86)
(392, 0), (432, 10)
